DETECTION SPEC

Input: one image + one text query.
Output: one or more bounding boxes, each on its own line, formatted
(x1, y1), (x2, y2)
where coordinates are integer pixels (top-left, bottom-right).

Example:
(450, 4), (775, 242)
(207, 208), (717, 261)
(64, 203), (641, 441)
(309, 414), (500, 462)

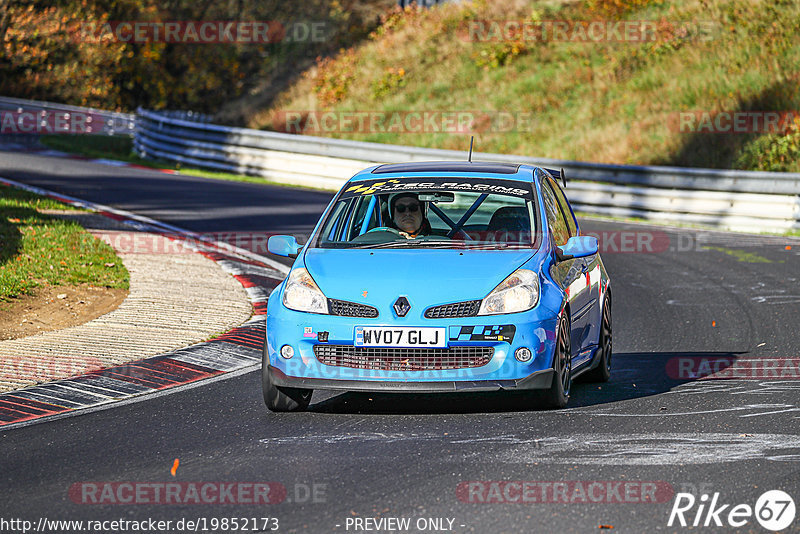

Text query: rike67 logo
(668, 490), (795, 531)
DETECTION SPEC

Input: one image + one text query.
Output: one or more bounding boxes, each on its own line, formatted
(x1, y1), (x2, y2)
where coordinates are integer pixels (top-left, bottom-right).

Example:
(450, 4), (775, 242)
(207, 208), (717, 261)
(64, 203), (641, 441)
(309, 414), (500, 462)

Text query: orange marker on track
(171, 459), (180, 477)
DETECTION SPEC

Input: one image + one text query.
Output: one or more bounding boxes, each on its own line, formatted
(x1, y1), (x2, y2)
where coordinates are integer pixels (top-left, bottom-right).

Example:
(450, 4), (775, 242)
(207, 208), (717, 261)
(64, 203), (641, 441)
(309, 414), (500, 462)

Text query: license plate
(354, 327), (447, 348)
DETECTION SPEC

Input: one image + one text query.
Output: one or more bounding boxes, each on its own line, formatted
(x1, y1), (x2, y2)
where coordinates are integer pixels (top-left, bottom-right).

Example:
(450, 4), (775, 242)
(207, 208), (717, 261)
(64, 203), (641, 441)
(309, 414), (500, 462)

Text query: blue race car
(264, 161), (611, 411)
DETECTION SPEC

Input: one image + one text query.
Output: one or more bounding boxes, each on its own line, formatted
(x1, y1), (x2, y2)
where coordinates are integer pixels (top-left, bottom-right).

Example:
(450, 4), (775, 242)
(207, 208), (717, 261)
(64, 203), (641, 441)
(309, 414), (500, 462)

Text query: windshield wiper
(456, 243), (510, 249)
(333, 240), (531, 250)
(367, 240), (455, 249)
(362, 241), (532, 250)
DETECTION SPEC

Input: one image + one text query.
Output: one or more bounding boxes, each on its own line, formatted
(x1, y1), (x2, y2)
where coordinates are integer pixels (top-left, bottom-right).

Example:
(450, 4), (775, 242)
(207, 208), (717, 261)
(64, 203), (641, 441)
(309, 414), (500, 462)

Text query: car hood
(303, 248), (536, 318)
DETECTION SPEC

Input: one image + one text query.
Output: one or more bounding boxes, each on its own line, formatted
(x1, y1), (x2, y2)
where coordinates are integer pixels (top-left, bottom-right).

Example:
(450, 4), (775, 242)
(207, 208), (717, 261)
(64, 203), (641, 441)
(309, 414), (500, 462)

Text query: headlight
(282, 267), (329, 314)
(478, 269), (539, 315)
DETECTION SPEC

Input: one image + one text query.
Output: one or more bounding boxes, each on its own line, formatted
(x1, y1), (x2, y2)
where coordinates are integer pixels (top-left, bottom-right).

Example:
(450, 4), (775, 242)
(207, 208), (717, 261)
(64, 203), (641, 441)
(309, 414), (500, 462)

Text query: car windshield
(313, 177), (538, 249)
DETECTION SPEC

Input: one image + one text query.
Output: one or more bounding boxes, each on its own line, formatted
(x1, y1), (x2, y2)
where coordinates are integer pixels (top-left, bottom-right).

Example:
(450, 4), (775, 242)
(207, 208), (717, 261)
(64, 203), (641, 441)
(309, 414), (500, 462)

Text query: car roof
(371, 161), (522, 175)
(350, 161), (553, 183)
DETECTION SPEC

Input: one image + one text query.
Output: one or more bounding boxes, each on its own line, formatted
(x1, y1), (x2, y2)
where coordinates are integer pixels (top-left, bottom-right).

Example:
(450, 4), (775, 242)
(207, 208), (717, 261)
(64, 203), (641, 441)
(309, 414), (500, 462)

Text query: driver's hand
(398, 231), (416, 239)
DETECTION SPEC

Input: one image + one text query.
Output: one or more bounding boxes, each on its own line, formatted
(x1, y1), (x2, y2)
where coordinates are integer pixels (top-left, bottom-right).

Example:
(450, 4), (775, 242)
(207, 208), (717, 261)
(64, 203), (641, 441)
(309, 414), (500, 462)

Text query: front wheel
(262, 343), (312, 412)
(541, 314), (572, 409)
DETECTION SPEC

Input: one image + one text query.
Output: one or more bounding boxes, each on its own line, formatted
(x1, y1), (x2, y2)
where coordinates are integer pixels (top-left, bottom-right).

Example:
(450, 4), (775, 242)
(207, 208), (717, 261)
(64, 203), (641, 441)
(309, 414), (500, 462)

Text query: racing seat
(487, 206), (530, 242)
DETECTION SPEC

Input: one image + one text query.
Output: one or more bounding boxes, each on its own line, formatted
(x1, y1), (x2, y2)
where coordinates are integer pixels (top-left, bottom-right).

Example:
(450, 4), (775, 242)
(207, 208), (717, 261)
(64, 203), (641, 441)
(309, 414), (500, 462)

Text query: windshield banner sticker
(344, 178), (531, 198)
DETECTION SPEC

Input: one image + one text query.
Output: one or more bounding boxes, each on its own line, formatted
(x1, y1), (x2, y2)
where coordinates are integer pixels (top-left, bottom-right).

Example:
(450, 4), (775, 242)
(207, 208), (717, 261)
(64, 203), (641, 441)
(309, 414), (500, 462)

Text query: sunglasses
(394, 203), (420, 214)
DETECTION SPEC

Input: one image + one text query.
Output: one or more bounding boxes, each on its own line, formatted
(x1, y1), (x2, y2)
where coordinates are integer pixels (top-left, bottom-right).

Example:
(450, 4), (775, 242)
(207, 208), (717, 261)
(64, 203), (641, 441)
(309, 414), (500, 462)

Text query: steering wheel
(366, 226), (401, 235)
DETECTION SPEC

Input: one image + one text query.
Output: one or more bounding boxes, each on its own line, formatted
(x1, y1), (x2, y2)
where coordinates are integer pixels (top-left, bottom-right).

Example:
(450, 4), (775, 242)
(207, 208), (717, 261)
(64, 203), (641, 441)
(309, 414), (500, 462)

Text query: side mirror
(268, 235), (301, 258)
(556, 236), (598, 262)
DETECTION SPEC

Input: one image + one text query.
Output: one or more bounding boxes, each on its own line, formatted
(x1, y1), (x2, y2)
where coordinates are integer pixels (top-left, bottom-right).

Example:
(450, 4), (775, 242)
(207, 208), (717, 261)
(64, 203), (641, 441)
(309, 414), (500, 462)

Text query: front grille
(425, 300), (481, 319)
(314, 345), (493, 371)
(328, 299), (379, 318)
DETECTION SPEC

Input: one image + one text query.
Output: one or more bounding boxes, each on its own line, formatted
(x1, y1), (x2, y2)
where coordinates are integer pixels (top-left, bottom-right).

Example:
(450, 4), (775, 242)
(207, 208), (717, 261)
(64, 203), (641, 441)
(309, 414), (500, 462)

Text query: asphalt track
(1, 151), (800, 533)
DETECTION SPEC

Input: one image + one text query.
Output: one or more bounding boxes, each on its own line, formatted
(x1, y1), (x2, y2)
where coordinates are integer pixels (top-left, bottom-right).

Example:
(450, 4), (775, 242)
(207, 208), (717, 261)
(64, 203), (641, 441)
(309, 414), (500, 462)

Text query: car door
(541, 178), (586, 363)
(547, 175), (600, 360)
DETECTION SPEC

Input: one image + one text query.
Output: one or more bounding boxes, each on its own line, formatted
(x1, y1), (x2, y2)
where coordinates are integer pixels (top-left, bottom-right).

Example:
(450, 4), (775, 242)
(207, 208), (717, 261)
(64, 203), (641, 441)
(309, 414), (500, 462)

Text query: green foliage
(735, 118), (800, 172)
(313, 49), (358, 107)
(369, 4), (420, 40)
(0, 0), (394, 112)
(267, 0), (800, 172)
(370, 67), (407, 99)
(473, 42), (527, 70)
(584, 0), (665, 17)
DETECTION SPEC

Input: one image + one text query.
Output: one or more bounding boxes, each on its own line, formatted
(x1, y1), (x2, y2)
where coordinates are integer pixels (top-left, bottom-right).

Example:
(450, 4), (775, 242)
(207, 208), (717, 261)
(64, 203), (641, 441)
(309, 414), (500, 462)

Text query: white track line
(0, 364), (259, 431)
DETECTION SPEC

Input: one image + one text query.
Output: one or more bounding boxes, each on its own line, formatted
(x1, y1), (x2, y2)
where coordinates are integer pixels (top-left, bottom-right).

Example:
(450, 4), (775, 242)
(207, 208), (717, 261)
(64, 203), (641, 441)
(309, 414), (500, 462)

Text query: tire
(584, 294), (612, 383)
(542, 314), (572, 409)
(262, 342), (312, 412)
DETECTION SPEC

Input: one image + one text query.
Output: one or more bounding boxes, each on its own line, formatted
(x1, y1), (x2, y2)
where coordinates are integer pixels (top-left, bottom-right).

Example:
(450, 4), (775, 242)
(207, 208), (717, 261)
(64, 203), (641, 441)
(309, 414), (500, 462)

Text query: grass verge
(0, 184), (129, 301)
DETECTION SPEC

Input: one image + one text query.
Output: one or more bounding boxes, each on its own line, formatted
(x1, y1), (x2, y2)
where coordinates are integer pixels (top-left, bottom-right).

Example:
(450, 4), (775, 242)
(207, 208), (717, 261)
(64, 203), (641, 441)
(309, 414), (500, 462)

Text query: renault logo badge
(393, 296), (411, 317)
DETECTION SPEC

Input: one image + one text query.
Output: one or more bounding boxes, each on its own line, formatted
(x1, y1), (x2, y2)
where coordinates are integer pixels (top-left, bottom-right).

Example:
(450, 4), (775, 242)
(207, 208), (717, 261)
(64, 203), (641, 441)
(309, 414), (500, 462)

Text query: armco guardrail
(133, 108), (800, 233)
(0, 96), (135, 136)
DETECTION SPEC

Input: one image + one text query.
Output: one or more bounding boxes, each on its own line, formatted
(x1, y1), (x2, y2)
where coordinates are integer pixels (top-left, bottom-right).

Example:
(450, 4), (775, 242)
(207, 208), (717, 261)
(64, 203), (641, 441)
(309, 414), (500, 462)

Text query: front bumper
(269, 365), (555, 393)
(266, 296), (561, 388)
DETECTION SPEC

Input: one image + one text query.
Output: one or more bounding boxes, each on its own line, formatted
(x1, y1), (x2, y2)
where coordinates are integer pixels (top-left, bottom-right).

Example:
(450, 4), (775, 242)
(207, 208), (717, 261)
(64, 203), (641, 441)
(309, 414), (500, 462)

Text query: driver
(389, 192), (432, 239)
